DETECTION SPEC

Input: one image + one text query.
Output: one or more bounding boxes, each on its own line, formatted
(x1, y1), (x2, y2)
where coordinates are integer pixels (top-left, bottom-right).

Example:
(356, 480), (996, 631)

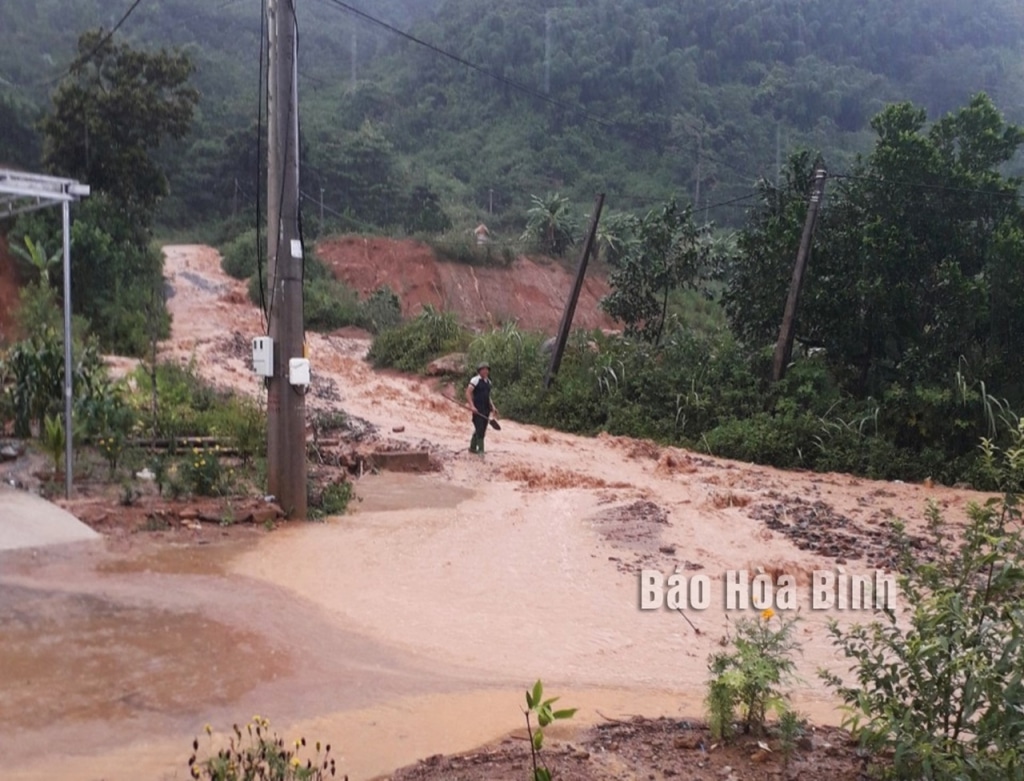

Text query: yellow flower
(291, 757), (302, 767)
(761, 608), (775, 621)
(204, 723), (212, 735)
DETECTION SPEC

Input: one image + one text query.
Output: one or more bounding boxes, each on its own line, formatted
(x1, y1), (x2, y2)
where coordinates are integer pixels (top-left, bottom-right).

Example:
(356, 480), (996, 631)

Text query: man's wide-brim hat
(478, 362), (490, 370)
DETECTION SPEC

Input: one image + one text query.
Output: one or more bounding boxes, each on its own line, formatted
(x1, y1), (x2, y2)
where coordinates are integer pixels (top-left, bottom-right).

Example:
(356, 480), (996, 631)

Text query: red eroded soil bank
(316, 235), (617, 334)
(0, 234), (22, 343)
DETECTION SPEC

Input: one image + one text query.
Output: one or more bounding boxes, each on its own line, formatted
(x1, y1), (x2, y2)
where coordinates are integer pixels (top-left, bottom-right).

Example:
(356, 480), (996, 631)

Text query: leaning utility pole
(544, 193), (605, 389)
(266, 0), (307, 518)
(771, 168), (827, 382)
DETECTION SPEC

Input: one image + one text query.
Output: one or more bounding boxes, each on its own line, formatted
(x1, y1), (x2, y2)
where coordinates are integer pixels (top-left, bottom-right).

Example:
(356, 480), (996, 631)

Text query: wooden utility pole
(544, 193), (605, 389)
(266, 0), (307, 518)
(771, 168), (827, 382)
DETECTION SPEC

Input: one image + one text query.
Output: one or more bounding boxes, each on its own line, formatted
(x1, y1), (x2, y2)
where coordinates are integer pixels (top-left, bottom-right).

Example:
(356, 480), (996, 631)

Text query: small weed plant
(775, 707), (805, 770)
(188, 717), (338, 780)
(42, 413), (65, 477)
(180, 446), (224, 497)
(821, 421), (1024, 780)
(705, 608), (801, 740)
(308, 479), (354, 520)
(524, 679), (576, 781)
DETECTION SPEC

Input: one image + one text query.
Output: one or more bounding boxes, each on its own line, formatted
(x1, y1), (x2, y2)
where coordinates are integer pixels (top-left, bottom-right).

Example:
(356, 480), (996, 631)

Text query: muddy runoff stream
(3, 471), (851, 781)
(2, 246), (977, 779)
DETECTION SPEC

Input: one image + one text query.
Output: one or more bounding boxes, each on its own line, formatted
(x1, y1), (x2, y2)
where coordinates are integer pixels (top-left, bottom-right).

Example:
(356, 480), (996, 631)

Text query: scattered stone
(251, 503), (284, 525)
(0, 440), (26, 461)
(588, 500), (673, 575)
(179, 509), (200, 520)
(425, 352), (467, 376)
(749, 493), (930, 570)
(673, 733), (703, 750)
(392, 425), (406, 433)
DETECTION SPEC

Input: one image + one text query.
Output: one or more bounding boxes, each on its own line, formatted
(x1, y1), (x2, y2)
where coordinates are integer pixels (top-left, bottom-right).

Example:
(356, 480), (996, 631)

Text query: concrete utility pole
(266, 0), (307, 518)
(544, 193), (605, 389)
(771, 168), (827, 383)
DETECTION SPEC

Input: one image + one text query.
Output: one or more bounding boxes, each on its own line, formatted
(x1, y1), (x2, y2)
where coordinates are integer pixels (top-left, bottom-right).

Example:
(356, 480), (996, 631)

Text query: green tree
(601, 198), (725, 344)
(40, 28), (198, 214)
(35, 30), (195, 355)
(725, 95), (1024, 397)
(722, 152), (821, 349)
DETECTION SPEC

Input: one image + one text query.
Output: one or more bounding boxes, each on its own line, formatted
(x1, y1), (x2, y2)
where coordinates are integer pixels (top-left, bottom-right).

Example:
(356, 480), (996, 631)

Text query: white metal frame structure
(0, 169), (90, 499)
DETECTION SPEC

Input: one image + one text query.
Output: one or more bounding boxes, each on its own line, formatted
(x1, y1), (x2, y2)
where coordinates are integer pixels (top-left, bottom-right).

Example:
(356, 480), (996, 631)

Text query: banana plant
(11, 235), (61, 285)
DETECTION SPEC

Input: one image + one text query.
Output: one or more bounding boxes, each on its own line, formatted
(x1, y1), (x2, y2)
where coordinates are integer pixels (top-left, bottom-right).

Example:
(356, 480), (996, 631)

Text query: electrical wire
(312, 0), (769, 189)
(255, 0), (270, 333)
(316, 0), (621, 133)
(34, 0), (148, 88)
(829, 171), (1023, 202)
(702, 192), (761, 212)
(265, 0), (301, 332)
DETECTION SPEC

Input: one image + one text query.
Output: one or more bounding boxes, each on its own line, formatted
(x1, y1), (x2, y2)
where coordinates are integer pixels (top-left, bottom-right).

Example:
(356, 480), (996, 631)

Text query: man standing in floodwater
(465, 362), (498, 454)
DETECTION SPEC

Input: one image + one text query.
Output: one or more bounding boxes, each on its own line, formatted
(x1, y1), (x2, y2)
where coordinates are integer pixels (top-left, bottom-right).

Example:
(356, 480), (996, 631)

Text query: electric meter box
(289, 357), (311, 386)
(252, 336), (274, 377)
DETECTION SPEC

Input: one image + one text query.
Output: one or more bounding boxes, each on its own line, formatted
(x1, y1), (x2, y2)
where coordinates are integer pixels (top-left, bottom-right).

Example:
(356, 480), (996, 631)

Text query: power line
(830, 171), (1023, 202)
(703, 192), (760, 211)
(312, 0), (767, 211)
(6, 0), (247, 92)
(316, 0), (623, 134)
(36, 0), (149, 88)
(254, 0), (270, 333)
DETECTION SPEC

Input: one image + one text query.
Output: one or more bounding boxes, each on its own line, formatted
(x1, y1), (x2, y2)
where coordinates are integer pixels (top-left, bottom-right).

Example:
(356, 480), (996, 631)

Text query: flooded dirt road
(0, 246), (992, 780)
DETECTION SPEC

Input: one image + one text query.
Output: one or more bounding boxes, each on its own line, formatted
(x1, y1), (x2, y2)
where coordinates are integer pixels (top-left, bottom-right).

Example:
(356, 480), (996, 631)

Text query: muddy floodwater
(1, 471), (857, 781)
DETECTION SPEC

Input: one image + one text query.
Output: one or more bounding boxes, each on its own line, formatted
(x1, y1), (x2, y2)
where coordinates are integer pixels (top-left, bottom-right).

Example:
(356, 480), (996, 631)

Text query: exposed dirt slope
(317, 235), (617, 333)
(0, 234), (22, 342)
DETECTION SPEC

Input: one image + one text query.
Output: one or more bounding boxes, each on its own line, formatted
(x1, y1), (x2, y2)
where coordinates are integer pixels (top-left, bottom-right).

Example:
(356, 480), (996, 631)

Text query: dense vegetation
(2, 0), (1024, 489)
(368, 92), (1024, 489)
(2, 0), (1022, 234)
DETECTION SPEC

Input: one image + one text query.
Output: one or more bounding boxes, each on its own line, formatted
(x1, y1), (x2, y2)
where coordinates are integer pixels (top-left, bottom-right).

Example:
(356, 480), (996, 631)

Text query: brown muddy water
(1, 472), (843, 780)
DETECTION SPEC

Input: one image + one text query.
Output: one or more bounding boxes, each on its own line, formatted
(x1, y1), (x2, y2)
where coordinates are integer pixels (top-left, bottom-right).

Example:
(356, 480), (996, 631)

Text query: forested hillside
(1, 0), (1022, 232)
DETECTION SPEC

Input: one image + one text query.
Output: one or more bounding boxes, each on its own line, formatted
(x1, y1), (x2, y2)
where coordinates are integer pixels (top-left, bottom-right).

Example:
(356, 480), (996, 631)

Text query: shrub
(188, 717), (336, 780)
(303, 275), (363, 332)
(361, 285), (402, 333)
(705, 609), (801, 740)
(367, 306), (466, 372)
(309, 479), (353, 520)
(130, 360), (223, 443)
(78, 376), (137, 477)
(821, 423), (1024, 779)
(4, 327), (108, 438)
(221, 228), (261, 280)
(426, 233), (516, 267)
(179, 446), (224, 497)
(211, 397), (266, 466)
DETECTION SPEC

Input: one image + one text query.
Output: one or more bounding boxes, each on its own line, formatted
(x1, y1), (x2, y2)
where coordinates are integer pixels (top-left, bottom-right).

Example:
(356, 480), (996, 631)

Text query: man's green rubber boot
(469, 434), (480, 453)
